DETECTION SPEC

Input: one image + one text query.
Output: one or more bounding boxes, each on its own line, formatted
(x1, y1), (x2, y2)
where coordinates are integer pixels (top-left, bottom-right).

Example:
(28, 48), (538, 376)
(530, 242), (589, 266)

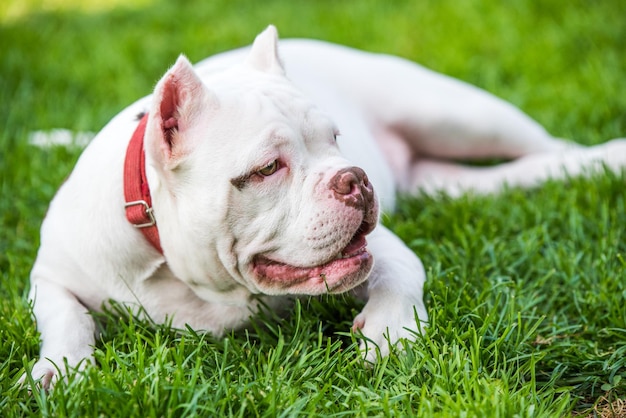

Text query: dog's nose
(329, 167), (374, 208)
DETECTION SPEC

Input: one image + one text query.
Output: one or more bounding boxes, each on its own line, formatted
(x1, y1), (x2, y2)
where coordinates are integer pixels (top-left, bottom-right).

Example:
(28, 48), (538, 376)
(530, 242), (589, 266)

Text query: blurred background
(1, 0), (625, 142)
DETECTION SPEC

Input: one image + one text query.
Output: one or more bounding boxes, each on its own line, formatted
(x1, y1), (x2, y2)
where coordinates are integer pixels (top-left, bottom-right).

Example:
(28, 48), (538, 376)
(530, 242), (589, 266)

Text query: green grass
(1, 0), (625, 416)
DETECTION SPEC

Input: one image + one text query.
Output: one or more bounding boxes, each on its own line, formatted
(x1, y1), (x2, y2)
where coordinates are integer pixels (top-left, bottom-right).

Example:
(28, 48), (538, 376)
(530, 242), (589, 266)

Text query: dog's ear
(246, 25), (285, 75)
(148, 55), (215, 166)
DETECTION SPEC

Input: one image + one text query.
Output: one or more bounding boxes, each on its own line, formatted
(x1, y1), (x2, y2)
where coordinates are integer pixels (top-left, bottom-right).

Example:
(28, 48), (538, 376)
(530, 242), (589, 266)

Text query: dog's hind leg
(316, 50), (573, 160)
(406, 138), (626, 197)
(365, 60), (575, 161)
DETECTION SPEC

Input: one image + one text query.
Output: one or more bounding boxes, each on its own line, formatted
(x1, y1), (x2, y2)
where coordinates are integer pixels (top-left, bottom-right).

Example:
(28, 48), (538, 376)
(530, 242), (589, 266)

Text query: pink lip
(253, 222), (374, 294)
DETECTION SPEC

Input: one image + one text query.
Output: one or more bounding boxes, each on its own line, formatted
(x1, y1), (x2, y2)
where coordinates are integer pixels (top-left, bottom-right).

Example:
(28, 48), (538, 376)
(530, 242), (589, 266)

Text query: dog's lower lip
(254, 245), (368, 273)
(253, 242), (370, 286)
(252, 219), (374, 292)
(253, 249), (371, 293)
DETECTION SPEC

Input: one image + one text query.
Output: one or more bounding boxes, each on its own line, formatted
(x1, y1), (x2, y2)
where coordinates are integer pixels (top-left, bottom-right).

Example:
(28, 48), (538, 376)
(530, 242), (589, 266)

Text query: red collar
(123, 113), (163, 254)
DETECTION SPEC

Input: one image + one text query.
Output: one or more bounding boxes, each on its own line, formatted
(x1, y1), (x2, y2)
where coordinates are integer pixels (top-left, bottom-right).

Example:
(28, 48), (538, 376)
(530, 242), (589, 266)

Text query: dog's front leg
(352, 225), (428, 363)
(22, 278), (96, 390)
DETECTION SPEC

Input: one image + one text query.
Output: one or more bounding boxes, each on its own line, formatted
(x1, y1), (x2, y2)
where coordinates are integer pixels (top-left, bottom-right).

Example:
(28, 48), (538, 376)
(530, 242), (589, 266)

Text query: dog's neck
(123, 113), (163, 254)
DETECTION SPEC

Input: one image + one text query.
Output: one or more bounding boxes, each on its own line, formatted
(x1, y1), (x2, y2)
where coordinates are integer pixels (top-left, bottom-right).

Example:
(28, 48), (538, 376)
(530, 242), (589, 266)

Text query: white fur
(23, 26), (626, 389)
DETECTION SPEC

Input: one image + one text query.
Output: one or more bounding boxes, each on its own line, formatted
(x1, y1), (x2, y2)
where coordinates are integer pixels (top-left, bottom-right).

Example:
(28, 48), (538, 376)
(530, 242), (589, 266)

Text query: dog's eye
(258, 160), (279, 176)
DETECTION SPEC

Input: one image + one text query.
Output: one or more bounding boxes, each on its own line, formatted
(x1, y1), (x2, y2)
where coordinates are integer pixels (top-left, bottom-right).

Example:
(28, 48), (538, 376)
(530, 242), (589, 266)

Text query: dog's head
(144, 26), (378, 299)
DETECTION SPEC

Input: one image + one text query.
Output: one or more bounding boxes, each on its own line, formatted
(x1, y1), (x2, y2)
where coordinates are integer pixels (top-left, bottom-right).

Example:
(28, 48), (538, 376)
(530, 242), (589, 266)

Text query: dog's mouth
(252, 221), (375, 294)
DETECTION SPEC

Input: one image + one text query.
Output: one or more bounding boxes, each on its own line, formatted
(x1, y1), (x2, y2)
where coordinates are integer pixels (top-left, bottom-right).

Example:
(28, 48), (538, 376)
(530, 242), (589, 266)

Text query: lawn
(1, 0), (625, 416)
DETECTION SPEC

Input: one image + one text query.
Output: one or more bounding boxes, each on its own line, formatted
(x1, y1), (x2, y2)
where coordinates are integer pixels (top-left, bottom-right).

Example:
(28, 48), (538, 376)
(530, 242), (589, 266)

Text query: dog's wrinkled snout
(329, 167), (374, 209)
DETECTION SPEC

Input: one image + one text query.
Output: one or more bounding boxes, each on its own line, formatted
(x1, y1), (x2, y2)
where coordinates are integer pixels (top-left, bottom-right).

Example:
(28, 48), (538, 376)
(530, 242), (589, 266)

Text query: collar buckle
(124, 200), (156, 228)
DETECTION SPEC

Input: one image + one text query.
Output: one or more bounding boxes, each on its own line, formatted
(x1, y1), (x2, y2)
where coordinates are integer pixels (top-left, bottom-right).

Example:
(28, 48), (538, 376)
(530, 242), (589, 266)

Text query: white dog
(24, 25), (626, 389)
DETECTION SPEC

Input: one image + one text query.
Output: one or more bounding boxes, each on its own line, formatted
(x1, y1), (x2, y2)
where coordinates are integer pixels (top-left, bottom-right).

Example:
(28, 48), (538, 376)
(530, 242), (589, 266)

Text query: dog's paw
(19, 355), (93, 392)
(352, 299), (427, 364)
(19, 359), (61, 392)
